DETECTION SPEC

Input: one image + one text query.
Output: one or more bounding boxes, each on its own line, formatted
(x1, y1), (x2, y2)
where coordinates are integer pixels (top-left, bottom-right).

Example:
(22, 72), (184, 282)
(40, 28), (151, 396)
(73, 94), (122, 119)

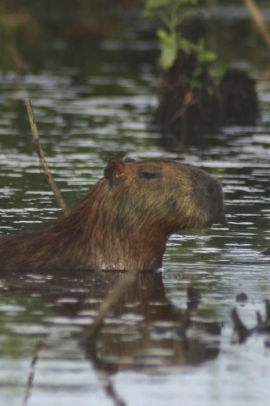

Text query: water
(0, 3), (270, 406)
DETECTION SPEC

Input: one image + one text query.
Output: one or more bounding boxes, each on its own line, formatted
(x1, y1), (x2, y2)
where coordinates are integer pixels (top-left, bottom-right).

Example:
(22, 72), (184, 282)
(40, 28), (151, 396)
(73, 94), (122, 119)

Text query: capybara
(0, 158), (224, 272)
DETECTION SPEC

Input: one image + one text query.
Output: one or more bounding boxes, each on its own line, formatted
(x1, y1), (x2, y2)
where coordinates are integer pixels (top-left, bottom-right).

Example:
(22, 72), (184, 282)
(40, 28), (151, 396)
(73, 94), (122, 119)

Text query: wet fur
(0, 159), (224, 272)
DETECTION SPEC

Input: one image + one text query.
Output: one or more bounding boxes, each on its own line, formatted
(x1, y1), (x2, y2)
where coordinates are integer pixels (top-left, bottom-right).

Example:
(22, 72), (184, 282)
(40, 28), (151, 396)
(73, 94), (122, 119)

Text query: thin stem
(24, 98), (69, 215)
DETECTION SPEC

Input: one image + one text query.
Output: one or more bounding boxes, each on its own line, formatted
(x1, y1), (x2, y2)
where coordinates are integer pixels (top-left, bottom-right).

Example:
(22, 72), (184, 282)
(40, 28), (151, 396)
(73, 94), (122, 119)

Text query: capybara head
(104, 158), (223, 230)
(0, 158), (224, 272)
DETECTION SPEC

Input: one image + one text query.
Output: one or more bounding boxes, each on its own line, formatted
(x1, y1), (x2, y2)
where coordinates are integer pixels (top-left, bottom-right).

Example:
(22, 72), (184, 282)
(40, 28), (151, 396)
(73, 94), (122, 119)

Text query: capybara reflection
(0, 158), (224, 272)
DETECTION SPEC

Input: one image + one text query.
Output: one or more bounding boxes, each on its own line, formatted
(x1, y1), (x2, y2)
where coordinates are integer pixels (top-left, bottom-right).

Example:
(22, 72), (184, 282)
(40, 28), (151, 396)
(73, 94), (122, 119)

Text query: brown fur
(0, 158), (224, 272)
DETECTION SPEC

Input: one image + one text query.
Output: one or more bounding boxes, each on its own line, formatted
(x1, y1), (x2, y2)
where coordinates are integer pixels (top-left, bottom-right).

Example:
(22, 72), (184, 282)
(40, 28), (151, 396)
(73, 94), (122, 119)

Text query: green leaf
(178, 37), (195, 54)
(159, 44), (178, 70)
(179, 7), (203, 23)
(195, 39), (217, 64)
(156, 28), (169, 41)
(199, 50), (216, 64)
(210, 64), (228, 80)
(157, 29), (178, 70)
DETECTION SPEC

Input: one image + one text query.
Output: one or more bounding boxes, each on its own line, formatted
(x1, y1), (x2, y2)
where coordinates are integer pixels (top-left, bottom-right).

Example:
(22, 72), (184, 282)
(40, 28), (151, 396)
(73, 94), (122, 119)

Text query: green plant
(144, 0), (216, 71)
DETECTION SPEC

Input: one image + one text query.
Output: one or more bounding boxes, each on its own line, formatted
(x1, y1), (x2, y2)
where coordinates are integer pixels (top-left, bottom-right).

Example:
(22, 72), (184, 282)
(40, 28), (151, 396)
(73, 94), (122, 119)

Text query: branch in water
(232, 300), (270, 343)
(24, 98), (69, 215)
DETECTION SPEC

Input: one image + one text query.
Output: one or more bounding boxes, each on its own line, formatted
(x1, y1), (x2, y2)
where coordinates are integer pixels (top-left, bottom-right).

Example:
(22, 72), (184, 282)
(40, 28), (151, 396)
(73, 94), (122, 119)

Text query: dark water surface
(0, 3), (270, 406)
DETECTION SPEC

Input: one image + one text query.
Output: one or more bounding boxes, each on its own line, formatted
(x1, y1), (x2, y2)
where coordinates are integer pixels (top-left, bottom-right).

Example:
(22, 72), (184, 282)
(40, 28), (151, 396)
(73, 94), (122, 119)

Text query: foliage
(144, 0), (216, 71)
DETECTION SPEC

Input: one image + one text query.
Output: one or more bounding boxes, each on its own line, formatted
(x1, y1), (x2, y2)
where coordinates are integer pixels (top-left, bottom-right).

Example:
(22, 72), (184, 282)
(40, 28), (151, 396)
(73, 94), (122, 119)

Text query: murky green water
(0, 3), (270, 406)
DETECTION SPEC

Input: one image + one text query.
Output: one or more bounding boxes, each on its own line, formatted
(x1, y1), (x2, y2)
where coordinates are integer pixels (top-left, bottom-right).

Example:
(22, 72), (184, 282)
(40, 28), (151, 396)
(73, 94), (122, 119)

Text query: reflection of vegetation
(0, 0), (141, 39)
(0, 4), (41, 73)
(0, 0), (141, 72)
(0, 11), (27, 72)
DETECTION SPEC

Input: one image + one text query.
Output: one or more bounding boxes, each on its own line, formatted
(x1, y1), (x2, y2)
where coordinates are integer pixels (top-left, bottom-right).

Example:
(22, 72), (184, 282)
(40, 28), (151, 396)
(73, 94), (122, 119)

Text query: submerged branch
(231, 308), (251, 343)
(232, 300), (270, 344)
(24, 98), (69, 215)
(22, 338), (48, 406)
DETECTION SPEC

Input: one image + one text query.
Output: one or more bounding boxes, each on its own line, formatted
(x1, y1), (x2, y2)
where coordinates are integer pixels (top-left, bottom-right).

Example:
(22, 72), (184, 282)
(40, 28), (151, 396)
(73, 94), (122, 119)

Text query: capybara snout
(186, 165), (224, 226)
(0, 158), (224, 272)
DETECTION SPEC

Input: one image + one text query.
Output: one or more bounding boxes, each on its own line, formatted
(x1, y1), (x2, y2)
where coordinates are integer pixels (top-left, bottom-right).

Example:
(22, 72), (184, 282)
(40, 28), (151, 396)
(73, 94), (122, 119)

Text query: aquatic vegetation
(144, 0), (216, 72)
(143, 0), (258, 139)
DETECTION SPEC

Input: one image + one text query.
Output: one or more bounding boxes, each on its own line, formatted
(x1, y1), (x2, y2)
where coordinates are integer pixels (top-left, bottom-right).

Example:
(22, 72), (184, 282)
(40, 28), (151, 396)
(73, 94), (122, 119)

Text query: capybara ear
(104, 158), (125, 181)
(124, 157), (136, 163)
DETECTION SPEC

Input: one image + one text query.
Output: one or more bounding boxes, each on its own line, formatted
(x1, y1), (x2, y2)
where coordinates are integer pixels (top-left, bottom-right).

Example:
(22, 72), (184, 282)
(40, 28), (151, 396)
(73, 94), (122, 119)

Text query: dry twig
(24, 98), (69, 214)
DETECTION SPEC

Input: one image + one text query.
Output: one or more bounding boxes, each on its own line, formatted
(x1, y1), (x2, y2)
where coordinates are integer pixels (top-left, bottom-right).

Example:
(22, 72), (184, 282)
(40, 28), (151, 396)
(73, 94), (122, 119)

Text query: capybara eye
(138, 169), (162, 180)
